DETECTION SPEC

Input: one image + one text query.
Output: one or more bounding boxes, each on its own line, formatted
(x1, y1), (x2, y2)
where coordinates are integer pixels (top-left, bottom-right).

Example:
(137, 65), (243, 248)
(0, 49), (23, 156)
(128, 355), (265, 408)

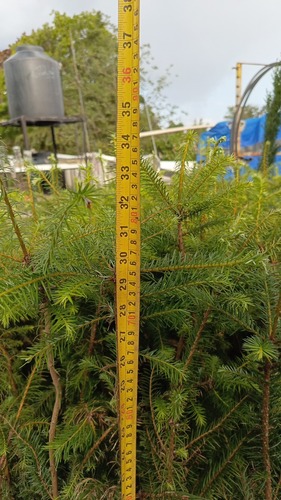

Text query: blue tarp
(241, 115), (266, 146)
(198, 114), (281, 173)
(200, 121), (232, 149)
(199, 115), (267, 148)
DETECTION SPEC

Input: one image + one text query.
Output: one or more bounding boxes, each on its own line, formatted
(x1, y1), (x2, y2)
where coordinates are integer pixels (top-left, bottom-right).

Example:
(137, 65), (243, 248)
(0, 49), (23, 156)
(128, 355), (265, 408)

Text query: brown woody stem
(177, 219), (185, 257)
(181, 308), (211, 378)
(43, 305), (62, 499)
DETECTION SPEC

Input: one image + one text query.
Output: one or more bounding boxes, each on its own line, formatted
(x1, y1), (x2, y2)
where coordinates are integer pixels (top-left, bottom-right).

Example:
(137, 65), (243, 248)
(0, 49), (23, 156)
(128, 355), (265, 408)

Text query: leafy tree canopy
(0, 11), (118, 154)
(262, 66), (281, 168)
(224, 104), (265, 121)
(0, 11), (185, 159)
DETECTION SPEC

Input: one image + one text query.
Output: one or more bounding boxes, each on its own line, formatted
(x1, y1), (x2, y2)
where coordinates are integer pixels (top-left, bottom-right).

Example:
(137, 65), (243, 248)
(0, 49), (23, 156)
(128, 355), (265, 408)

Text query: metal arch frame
(230, 62), (281, 156)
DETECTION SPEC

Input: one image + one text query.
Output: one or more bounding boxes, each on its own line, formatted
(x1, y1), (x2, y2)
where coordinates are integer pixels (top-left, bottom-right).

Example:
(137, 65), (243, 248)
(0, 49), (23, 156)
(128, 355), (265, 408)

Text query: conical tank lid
(16, 45), (44, 53)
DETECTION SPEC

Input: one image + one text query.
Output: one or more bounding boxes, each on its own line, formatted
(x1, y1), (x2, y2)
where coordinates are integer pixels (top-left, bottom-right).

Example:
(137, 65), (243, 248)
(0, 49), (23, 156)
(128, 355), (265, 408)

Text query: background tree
(262, 65), (281, 169)
(139, 50), (190, 159)
(224, 104), (265, 121)
(139, 99), (188, 160)
(0, 11), (118, 155)
(0, 11), (184, 159)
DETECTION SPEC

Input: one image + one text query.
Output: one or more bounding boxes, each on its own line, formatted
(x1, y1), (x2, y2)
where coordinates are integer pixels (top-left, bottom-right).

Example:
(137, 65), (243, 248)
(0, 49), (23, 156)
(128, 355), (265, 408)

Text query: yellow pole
(235, 63), (242, 159)
(235, 62), (242, 111)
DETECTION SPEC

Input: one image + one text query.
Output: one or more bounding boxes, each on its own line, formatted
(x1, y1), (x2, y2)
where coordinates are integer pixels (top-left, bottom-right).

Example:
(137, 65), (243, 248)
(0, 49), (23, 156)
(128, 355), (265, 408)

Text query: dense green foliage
(0, 136), (281, 499)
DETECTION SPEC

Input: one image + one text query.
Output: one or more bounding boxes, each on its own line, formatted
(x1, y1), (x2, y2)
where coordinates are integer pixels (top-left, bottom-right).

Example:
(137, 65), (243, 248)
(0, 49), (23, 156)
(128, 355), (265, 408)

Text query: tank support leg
(51, 125), (57, 160)
(20, 116), (30, 150)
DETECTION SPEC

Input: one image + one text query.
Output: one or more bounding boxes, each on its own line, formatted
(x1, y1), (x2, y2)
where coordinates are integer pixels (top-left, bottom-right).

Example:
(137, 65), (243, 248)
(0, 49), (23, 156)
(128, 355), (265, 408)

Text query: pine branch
(177, 136), (192, 210)
(0, 351), (37, 491)
(262, 279), (274, 500)
(0, 178), (29, 260)
(141, 158), (175, 213)
(145, 427), (163, 479)
(185, 141), (235, 203)
(28, 165), (60, 196)
(181, 308), (211, 377)
(141, 308), (188, 321)
(79, 422), (117, 470)
(0, 253), (22, 263)
(177, 219), (185, 258)
(26, 169), (38, 222)
(88, 287), (104, 354)
(167, 419), (176, 486)
(0, 345), (17, 395)
(212, 305), (259, 335)
(47, 347), (62, 499)
(140, 492), (201, 499)
(272, 289), (281, 339)
(176, 135), (195, 257)
(42, 304), (62, 499)
(141, 207), (172, 226)
(0, 271), (82, 299)
(141, 256), (251, 274)
(15, 365), (37, 422)
(149, 368), (167, 455)
(141, 350), (186, 385)
(241, 210), (276, 251)
(199, 433), (250, 497)
(273, 473), (281, 500)
(261, 141), (270, 175)
(186, 396), (248, 450)
(0, 415), (52, 498)
(262, 361), (272, 500)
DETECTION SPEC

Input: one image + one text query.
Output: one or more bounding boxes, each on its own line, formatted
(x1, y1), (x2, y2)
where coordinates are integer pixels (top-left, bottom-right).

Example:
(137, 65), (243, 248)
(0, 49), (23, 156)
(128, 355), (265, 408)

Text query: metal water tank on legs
(4, 45), (64, 119)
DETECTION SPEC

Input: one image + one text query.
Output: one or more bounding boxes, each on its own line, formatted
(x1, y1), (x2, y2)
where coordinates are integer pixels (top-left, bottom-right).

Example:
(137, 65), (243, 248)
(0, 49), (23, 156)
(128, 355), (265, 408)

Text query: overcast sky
(1, 0), (281, 125)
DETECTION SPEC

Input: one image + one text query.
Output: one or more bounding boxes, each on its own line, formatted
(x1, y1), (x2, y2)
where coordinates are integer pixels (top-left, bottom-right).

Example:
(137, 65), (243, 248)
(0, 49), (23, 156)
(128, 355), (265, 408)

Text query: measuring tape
(116, 0), (140, 499)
